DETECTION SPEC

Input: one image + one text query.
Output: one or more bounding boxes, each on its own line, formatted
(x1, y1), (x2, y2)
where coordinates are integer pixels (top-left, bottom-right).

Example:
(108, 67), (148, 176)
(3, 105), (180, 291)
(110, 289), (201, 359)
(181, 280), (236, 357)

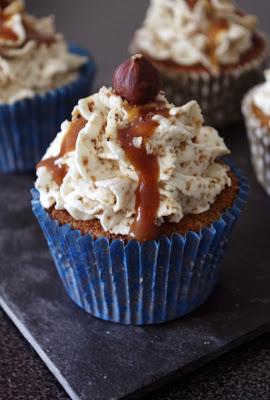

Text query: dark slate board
(0, 125), (270, 400)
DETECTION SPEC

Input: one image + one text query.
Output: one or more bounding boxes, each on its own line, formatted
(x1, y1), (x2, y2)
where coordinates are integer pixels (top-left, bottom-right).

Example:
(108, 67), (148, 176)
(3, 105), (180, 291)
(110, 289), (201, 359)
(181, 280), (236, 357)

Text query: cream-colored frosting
(0, 0), (87, 104)
(253, 70), (270, 117)
(131, 0), (257, 72)
(35, 87), (231, 236)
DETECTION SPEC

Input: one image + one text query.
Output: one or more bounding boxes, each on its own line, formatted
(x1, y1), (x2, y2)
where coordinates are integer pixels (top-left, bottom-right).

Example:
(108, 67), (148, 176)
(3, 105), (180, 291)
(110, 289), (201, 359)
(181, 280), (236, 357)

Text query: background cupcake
(242, 70), (270, 196)
(131, 0), (268, 128)
(32, 55), (247, 325)
(0, 0), (95, 172)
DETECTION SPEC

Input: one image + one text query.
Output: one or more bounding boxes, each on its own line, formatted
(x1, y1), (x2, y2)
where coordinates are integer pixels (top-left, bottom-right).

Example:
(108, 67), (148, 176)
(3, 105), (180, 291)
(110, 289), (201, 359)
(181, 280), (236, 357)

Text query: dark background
(26, 0), (270, 88)
(1, 1), (270, 400)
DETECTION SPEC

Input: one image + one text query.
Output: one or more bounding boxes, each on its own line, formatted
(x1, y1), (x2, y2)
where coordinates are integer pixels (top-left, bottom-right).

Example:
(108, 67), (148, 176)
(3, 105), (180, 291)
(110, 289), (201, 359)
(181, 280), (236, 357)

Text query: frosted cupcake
(0, 0), (95, 172)
(131, 0), (268, 128)
(32, 55), (248, 325)
(242, 70), (270, 195)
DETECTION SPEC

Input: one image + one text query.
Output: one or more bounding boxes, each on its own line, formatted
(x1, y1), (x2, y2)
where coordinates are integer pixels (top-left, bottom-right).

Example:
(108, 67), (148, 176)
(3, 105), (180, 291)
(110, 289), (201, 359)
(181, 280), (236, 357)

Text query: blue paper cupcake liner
(0, 44), (96, 173)
(31, 160), (248, 325)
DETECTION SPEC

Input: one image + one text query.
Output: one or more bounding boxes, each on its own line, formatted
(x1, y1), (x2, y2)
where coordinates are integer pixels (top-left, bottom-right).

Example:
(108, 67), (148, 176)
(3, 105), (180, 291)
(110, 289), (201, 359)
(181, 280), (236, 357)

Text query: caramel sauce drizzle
(118, 105), (169, 241)
(0, 9), (56, 45)
(186, 1), (230, 71)
(37, 116), (87, 186)
(0, 24), (17, 41)
(252, 103), (270, 128)
(0, 13), (17, 41)
(38, 102), (169, 241)
(207, 19), (229, 69)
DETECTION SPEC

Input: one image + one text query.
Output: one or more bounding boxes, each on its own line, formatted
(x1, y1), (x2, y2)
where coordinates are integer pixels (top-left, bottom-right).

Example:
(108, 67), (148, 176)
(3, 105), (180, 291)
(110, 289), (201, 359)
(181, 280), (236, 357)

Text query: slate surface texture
(0, 124), (270, 400)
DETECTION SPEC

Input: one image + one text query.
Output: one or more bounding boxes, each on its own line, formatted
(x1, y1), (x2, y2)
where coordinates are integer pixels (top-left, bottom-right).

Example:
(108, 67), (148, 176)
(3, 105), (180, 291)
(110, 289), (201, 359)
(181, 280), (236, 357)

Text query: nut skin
(112, 54), (161, 105)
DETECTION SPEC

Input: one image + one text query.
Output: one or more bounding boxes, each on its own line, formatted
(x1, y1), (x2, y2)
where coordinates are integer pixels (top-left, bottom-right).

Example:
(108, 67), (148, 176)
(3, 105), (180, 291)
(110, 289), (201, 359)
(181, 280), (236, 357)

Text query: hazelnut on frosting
(131, 0), (257, 72)
(0, 0), (87, 104)
(36, 56), (231, 240)
(112, 54), (161, 105)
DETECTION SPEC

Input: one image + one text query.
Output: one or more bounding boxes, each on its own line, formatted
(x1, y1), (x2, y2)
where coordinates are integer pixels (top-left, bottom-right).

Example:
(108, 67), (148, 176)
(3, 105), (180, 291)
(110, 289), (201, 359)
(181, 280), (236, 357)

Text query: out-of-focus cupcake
(242, 70), (270, 195)
(32, 55), (248, 325)
(131, 0), (268, 128)
(0, 0), (96, 172)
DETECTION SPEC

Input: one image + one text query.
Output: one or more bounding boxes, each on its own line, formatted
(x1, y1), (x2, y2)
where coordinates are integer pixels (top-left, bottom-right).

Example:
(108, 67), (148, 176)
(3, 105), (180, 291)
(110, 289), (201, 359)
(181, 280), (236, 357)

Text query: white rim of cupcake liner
(147, 31), (269, 127)
(242, 86), (270, 196)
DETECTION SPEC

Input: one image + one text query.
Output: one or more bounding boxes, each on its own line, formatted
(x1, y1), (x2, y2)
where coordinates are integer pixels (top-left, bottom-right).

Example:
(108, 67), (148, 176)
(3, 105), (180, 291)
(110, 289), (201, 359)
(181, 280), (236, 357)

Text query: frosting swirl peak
(36, 86), (231, 240)
(131, 0), (257, 72)
(0, 0), (87, 103)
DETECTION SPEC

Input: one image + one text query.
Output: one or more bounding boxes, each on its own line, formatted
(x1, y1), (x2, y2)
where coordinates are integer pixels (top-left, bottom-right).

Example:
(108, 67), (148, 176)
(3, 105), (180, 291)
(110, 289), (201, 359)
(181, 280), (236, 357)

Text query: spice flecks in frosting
(118, 105), (169, 241)
(0, 0), (87, 104)
(36, 87), (231, 239)
(37, 116), (87, 186)
(131, 0), (257, 72)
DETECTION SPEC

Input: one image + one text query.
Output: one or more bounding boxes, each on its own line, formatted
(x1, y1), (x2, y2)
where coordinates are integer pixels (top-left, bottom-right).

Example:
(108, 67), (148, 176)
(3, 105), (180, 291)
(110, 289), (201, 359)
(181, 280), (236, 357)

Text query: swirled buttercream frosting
(131, 0), (257, 72)
(0, 0), (87, 103)
(36, 85), (231, 240)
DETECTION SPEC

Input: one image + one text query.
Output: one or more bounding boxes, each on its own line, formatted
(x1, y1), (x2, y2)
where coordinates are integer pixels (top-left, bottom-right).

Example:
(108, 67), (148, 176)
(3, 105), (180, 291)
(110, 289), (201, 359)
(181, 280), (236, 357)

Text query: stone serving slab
(0, 126), (270, 400)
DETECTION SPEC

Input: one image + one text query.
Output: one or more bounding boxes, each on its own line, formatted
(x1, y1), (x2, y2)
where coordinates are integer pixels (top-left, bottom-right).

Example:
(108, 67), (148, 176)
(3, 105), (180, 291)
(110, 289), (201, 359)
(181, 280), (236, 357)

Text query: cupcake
(0, 0), (96, 172)
(32, 55), (248, 325)
(242, 70), (270, 196)
(131, 0), (268, 128)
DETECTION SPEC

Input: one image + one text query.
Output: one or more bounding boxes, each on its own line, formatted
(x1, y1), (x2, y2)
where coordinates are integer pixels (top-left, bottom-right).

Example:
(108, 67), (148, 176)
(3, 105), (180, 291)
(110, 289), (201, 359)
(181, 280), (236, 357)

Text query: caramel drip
(186, 1), (232, 70)
(37, 116), (87, 186)
(0, 14), (17, 41)
(206, 19), (229, 69)
(0, 12), (56, 46)
(0, 24), (17, 41)
(252, 103), (270, 128)
(118, 106), (169, 241)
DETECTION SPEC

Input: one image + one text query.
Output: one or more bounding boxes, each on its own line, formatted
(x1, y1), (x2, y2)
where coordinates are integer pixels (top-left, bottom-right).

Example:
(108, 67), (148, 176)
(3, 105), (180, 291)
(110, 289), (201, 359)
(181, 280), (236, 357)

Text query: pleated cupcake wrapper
(157, 32), (269, 128)
(31, 161), (248, 325)
(0, 44), (96, 173)
(242, 88), (270, 196)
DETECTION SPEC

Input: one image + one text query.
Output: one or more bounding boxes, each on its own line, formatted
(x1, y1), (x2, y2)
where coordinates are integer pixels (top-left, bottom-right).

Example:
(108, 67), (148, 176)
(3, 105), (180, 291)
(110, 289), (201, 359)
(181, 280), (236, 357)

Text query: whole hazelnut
(112, 54), (161, 105)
